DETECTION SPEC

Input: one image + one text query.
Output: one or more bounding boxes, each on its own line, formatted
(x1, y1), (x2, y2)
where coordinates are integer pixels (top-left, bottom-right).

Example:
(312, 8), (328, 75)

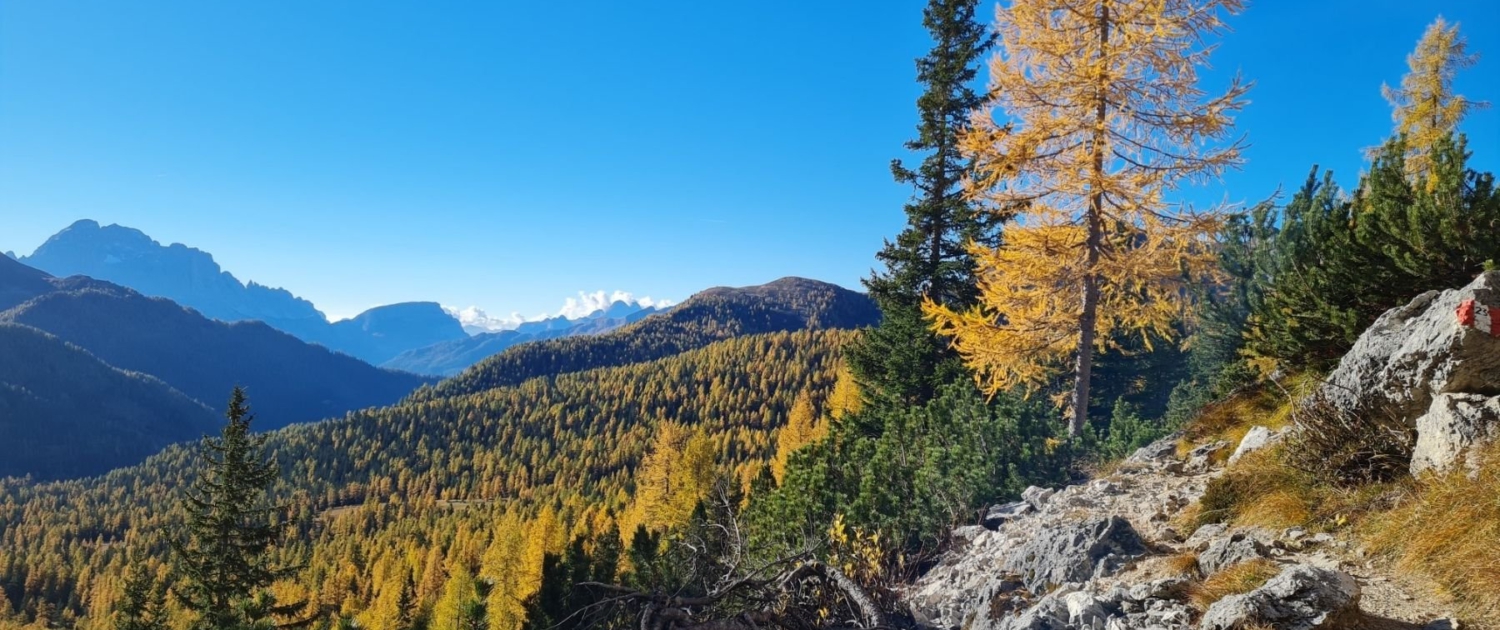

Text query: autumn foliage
(925, 0), (1247, 435)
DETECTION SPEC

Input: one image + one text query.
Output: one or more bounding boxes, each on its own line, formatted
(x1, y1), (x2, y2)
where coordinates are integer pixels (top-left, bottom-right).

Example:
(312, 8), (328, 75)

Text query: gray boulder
(1411, 392), (1500, 475)
(1228, 426), (1277, 465)
(1196, 532), (1268, 575)
(1185, 523), (1228, 552)
(1002, 516), (1147, 593)
(1129, 433), (1181, 464)
(984, 501), (1036, 530)
(1186, 441), (1229, 473)
(989, 587), (1108, 630)
(1200, 564), (1361, 630)
(1317, 271), (1500, 431)
(1022, 485), (1056, 510)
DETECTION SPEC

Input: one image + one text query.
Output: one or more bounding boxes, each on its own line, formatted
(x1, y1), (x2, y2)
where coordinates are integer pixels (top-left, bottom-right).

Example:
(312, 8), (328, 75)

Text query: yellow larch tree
(1381, 16), (1487, 187)
(431, 566), (480, 630)
(625, 422), (719, 533)
(825, 366), (863, 419)
(771, 392), (827, 483)
(482, 509), (530, 630)
(925, 0), (1248, 436)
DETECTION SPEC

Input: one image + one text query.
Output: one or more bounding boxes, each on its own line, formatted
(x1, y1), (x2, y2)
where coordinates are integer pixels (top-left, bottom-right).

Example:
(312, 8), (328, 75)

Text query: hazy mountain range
(17, 220), (669, 372)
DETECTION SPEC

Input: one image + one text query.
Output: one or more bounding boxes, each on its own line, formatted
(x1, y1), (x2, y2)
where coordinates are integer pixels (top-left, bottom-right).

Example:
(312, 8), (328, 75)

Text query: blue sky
(2, 1), (1496, 321)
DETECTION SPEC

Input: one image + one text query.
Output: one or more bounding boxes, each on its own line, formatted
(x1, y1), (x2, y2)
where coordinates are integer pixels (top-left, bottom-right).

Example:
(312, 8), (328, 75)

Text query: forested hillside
(0, 323), (218, 480)
(0, 329), (851, 626)
(426, 277), (877, 399)
(0, 278), (431, 432)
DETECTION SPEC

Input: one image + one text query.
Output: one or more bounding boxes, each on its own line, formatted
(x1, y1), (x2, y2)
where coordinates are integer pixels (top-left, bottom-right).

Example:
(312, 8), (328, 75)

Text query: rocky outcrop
(900, 429), (1453, 630)
(904, 435), (1207, 630)
(1315, 271), (1500, 475)
(1200, 564), (1361, 630)
(1227, 426), (1277, 465)
(1196, 532), (1268, 575)
(983, 581), (1196, 630)
(1001, 516), (1147, 593)
(1411, 392), (1500, 475)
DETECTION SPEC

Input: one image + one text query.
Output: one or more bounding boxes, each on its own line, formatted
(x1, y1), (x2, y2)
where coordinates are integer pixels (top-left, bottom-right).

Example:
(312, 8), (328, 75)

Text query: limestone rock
(1318, 271), (1500, 429)
(1197, 532), (1268, 575)
(1228, 426), (1277, 464)
(1185, 523), (1228, 552)
(1022, 485), (1056, 510)
(984, 501), (1036, 530)
(1002, 516), (1147, 594)
(1411, 392), (1500, 475)
(1200, 564), (1361, 630)
(1129, 433), (1180, 464)
(1186, 441), (1229, 473)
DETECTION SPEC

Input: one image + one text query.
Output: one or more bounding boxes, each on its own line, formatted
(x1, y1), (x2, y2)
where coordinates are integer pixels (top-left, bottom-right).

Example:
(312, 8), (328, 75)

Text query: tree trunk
(1071, 0), (1111, 438)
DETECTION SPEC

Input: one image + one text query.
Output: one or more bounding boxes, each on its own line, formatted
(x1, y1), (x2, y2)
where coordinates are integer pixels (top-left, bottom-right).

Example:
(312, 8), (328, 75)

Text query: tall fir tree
(846, 0), (994, 409)
(113, 564), (167, 630)
(172, 387), (296, 630)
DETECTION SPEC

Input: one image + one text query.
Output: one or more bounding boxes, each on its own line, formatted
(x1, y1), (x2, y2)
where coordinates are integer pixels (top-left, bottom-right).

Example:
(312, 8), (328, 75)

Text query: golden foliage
(771, 392), (829, 483)
(1381, 17), (1487, 186)
(626, 423), (720, 534)
(826, 366), (863, 419)
(926, 0), (1247, 429)
(827, 514), (897, 592)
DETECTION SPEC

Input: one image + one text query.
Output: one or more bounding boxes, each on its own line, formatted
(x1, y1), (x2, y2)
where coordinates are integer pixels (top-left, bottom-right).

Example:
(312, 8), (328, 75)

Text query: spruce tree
(114, 564), (167, 630)
(172, 387), (295, 630)
(846, 0), (994, 408)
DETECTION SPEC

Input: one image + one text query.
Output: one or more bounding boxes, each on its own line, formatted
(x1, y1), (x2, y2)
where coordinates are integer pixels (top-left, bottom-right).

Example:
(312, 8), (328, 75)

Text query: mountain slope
(326, 302), (469, 365)
(19, 220), (468, 364)
(0, 273), (431, 432)
(0, 255), (55, 312)
(0, 323), (219, 480)
(424, 276), (877, 398)
(0, 329), (851, 623)
(22, 219), (328, 333)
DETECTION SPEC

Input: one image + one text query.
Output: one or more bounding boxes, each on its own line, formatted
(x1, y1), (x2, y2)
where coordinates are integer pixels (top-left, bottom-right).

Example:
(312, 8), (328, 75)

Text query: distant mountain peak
(23, 220), (328, 327)
(450, 291), (675, 334)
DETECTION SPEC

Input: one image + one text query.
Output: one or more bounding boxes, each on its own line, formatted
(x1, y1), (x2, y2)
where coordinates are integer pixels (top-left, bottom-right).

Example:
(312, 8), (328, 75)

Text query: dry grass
(1236, 489), (1313, 529)
(1364, 447), (1500, 626)
(1187, 558), (1281, 609)
(1176, 378), (1307, 462)
(1163, 552), (1201, 578)
(1195, 446), (1316, 529)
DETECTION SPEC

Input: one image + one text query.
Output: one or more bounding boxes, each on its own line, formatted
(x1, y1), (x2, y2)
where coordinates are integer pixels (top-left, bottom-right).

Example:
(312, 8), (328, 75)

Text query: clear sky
(2, 1), (1496, 321)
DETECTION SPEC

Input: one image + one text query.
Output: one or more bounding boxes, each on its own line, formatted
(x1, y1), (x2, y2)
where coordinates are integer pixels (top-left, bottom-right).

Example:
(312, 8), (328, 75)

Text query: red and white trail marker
(1456, 299), (1500, 337)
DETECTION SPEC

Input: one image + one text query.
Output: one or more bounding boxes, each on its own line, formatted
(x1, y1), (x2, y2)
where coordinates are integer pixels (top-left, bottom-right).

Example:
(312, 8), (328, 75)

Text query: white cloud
(443, 306), (530, 332)
(446, 290), (674, 333)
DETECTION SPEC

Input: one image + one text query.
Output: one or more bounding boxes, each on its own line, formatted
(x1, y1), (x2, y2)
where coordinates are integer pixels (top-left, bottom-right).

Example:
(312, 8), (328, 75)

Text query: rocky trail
(898, 271), (1500, 630)
(902, 433), (1458, 630)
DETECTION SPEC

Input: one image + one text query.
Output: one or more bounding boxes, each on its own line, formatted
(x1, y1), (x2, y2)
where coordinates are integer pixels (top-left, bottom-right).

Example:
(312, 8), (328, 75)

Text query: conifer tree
(113, 564), (167, 630)
(926, 0), (1248, 436)
(433, 567), (482, 630)
(1245, 23), (1496, 373)
(846, 0), (994, 408)
(771, 392), (826, 483)
(172, 387), (296, 630)
(368, 571), (417, 630)
(1381, 17), (1487, 187)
